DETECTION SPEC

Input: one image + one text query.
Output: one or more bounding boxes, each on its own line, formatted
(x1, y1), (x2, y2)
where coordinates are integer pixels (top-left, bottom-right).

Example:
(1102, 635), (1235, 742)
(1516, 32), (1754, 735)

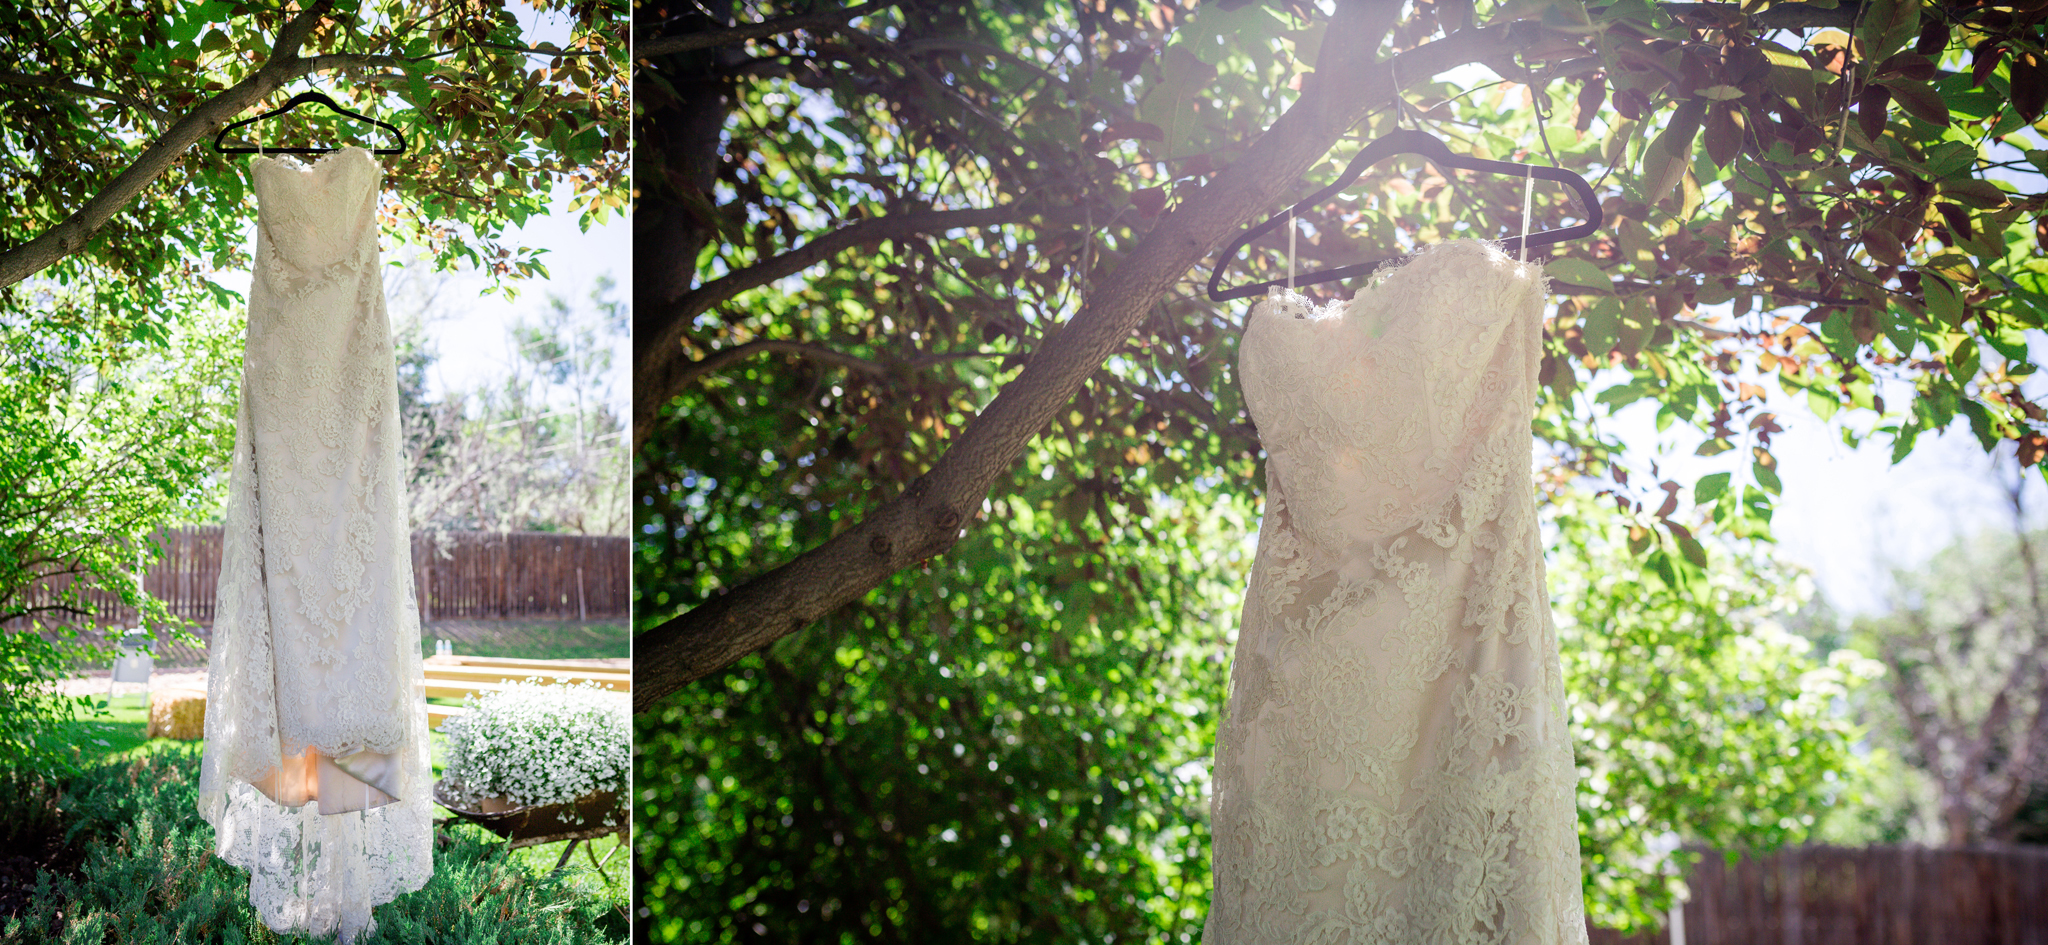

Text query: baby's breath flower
(441, 678), (630, 815)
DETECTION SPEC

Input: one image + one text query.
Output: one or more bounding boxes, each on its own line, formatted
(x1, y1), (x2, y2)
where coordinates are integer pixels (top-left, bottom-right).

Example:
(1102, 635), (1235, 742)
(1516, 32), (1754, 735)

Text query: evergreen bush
(1, 745), (626, 944)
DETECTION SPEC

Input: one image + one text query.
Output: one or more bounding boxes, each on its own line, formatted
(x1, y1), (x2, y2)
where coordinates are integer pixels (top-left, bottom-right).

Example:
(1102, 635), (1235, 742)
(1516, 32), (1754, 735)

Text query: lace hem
(201, 778), (434, 943)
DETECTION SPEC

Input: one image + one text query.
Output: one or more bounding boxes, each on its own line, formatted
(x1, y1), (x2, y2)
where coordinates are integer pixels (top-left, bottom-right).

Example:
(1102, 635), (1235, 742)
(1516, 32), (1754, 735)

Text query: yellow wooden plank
(434, 654), (628, 671)
(422, 679), (516, 701)
(427, 704), (468, 730)
(422, 664), (630, 692)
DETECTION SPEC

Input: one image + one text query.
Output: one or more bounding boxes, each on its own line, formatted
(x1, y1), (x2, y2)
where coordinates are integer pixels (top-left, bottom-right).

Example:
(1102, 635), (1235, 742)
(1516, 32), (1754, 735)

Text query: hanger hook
(1390, 55), (1413, 131)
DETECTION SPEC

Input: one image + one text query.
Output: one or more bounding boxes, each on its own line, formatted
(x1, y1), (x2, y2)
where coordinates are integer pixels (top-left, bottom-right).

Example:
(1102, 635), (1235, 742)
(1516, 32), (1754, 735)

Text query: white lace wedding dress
(1204, 239), (1588, 944)
(198, 145), (432, 943)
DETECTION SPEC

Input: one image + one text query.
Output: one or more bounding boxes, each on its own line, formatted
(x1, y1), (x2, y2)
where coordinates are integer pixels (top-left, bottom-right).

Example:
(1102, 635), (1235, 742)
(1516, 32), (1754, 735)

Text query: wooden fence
(8, 526), (629, 631)
(1588, 843), (2048, 945)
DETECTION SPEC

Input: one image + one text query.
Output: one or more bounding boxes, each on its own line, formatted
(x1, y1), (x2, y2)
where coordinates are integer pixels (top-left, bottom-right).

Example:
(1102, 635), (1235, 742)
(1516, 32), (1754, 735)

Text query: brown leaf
(1877, 51), (1938, 81)
(1105, 43), (1153, 80)
(1576, 77), (1606, 133)
(1129, 186), (1166, 218)
(1704, 102), (1746, 169)
(1935, 202), (1973, 240)
(1856, 84), (1891, 141)
(2022, 434), (2048, 467)
(1440, 0), (1474, 34)
(2013, 51), (2048, 123)
(1972, 40), (2004, 88)
(1915, 18), (1950, 55)
(1865, 228), (1905, 267)
(1679, 47), (1716, 96)
(1723, 45), (1769, 87)
(1613, 87), (1650, 121)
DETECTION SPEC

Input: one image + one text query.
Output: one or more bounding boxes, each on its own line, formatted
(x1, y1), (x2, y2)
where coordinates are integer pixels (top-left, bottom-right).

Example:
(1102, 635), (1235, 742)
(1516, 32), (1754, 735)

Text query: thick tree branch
(634, 204), (1022, 452)
(0, 0), (365, 289)
(640, 1), (897, 58)
(633, 2), (1524, 710)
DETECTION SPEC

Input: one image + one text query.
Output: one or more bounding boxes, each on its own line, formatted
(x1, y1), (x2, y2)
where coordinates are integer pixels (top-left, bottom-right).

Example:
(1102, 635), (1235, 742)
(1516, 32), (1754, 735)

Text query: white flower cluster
(440, 679), (630, 812)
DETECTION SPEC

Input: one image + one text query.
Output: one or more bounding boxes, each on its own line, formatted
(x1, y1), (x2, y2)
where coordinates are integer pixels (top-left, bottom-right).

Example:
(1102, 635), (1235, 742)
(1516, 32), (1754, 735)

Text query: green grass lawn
(419, 619), (629, 662)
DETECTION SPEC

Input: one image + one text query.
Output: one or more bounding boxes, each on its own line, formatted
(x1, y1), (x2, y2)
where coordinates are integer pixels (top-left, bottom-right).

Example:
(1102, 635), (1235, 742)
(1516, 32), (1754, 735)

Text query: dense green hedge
(1, 746), (626, 944)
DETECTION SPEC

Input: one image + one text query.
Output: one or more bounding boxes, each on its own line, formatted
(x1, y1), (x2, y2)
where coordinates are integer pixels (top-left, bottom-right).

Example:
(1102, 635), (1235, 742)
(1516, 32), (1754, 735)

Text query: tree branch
(1661, 2), (1864, 31)
(633, 2), (1514, 711)
(0, 0), (352, 289)
(639, 1), (899, 58)
(0, 71), (171, 126)
(673, 338), (1005, 390)
(634, 204), (1023, 452)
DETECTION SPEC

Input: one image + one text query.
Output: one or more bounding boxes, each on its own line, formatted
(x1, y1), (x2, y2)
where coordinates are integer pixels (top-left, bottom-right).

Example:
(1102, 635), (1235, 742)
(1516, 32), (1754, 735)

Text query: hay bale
(147, 688), (207, 740)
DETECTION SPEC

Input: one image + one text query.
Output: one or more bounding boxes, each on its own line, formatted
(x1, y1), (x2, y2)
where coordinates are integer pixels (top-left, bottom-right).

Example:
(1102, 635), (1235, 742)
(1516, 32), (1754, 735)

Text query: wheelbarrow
(433, 779), (628, 872)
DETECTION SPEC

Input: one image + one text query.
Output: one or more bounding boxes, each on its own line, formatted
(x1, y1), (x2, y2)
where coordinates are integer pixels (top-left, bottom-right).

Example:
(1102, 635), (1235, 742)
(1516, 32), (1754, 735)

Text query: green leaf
(1856, 0), (1920, 61)
(1546, 257), (1613, 293)
(1951, 336), (1980, 382)
(1672, 527), (1709, 570)
(1807, 388), (1840, 420)
(1582, 296), (1623, 353)
(1922, 141), (1976, 180)
(1754, 462), (1782, 496)
(1639, 99), (1706, 206)
(1695, 471), (1732, 503)
(1938, 178), (2008, 209)
(1140, 44), (1219, 159)
(1922, 272), (1964, 326)
(1175, 2), (1280, 67)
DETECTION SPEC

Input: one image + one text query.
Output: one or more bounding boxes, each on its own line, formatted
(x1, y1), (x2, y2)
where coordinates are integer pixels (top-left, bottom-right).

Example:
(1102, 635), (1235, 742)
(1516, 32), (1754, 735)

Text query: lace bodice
(199, 146), (432, 943)
(1204, 239), (1589, 944)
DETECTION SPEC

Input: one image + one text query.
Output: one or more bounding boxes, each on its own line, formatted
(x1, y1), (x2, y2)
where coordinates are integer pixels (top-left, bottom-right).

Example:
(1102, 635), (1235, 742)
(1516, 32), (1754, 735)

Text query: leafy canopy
(642, 0), (2048, 658)
(1, 0), (629, 348)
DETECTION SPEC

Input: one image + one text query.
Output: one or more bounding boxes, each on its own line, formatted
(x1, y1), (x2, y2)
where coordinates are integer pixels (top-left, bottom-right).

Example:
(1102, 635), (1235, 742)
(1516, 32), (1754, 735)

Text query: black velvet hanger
(213, 90), (408, 155)
(1206, 127), (1602, 302)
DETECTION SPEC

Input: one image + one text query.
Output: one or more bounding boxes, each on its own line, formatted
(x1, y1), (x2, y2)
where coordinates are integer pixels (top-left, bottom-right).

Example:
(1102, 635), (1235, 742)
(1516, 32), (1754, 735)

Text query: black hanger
(213, 90), (408, 155)
(1206, 128), (1602, 302)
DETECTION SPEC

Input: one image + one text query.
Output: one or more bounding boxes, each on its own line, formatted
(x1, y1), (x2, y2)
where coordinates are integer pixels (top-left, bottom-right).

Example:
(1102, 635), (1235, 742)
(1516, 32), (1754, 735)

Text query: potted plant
(434, 679), (629, 845)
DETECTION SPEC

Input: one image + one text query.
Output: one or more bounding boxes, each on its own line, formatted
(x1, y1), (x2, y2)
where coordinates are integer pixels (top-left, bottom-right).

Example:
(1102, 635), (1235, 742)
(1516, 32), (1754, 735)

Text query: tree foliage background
(620, 0), (2048, 938)
(392, 263), (632, 538)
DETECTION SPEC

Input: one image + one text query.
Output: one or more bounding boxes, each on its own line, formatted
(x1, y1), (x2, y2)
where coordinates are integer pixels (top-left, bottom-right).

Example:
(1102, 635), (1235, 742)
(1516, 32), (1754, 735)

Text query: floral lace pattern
(1205, 239), (1588, 945)
(198, 146), (432, 943)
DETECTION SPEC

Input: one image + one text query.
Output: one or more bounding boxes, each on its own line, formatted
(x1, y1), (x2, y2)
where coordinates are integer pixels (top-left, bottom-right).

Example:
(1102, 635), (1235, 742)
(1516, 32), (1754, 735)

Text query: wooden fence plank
(1594, 843), (2048, 945)
(6, 526), (629, 631)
